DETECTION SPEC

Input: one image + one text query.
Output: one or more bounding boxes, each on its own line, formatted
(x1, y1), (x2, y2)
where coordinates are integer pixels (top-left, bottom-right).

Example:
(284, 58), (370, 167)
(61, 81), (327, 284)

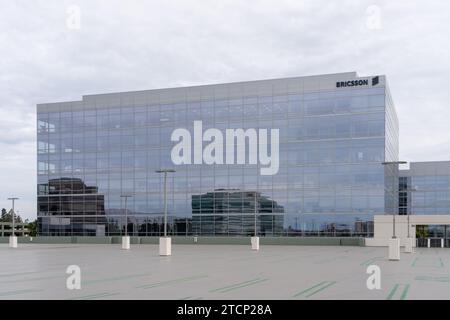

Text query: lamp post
(403, 186), (417, 253)
(8, 197), (19, 248)
(381, 161), (407, 260)
(251, 191), (259, 250)
(7, 197), (19, 248)
(120, 194), (133, 250)
(156, 169), (175, 256)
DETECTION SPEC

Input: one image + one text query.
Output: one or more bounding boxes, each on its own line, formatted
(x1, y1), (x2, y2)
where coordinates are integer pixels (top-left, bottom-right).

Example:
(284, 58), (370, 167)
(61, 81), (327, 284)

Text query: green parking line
(360, 256), (384, 266)
(293, 281), (336, 298)
(305, 281), (336, 298)
(386, 284), (410, 300)
(67, 292), (120, 300)
(0, 289), (44, 297)
(0, 275), (65, 284)
(415, 275), (450, 283)
(386, 284), (399, 300)
(137, 275), (208, 289)
(0, 271), (43, 278)
(293, 281), (327, 297)
(218, 279), (268, 293)
(210, 278), (261, 292)
(84, 272), (151, 286)
(210, 278), (265, 293)
(411, 257), (443, 268)
(400, 284), (410, 300)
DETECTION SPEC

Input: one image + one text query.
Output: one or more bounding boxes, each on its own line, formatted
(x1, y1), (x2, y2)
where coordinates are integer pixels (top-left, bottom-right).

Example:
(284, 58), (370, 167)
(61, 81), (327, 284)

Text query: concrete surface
(1, 244), (449, 300)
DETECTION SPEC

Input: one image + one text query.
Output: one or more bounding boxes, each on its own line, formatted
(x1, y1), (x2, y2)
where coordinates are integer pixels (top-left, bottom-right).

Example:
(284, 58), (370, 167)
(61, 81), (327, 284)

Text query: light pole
(7, 197), (19, 248)
(403, 186), (417, 253)
(120, 194), (133, 250)
(156, 169), (175, 256)
(254, 192), (257, 236)
(381, 161), (407, 260)
(251, 191), (259, 250)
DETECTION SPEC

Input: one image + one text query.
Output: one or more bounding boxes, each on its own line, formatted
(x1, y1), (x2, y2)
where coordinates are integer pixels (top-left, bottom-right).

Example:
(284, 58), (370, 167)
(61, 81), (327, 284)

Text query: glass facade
(400, 162), (450, 215)
(37, 73), (397, 237)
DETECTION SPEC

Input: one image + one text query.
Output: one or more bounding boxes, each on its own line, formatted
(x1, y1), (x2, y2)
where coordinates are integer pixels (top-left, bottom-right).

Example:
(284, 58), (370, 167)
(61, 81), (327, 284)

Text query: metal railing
(416, 237), (448, 248)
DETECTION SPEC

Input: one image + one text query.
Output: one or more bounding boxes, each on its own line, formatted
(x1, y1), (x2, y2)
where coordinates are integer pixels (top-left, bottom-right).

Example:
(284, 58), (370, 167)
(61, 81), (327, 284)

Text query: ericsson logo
(336, 76), (379, 88)
(372, 76), (379, 86)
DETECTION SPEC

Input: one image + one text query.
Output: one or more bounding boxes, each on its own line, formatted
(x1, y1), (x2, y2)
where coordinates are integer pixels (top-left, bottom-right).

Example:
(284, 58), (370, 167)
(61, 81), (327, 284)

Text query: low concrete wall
(261, 237), (340, 246)
(139, 237), (159, 244)
(26, 236), (73, 244)
(340, 237), (365, 246)
(75, 236), (112, 244)
(1, 236), (366, 246)
(365, 237), (413, 247)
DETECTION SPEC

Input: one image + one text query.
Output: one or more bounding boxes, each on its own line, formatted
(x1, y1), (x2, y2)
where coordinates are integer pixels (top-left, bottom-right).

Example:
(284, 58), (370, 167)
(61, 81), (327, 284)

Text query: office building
(37, 71), (398, 236)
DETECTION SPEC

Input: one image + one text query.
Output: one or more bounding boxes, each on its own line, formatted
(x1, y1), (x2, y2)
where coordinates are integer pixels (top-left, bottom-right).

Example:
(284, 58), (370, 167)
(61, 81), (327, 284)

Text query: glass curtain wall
(37, 84), (391, 237)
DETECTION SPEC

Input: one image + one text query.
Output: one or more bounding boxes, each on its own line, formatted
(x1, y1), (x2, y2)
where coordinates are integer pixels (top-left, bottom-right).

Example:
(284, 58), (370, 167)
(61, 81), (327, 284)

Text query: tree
(26, 219), (38, 237)
(13, 210), (23, 223)
(0, 208), (23, 223)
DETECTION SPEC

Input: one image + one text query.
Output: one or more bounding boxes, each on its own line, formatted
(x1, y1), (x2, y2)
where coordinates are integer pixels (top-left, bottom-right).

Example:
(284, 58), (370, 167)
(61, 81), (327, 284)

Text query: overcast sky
(1, 0), (449, 220)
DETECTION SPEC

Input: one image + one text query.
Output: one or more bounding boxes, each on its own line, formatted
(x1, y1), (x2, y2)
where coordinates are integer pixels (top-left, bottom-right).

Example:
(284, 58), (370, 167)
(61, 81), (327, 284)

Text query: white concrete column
(388, 238), (400, 260)
(9, 235), (17, 248)
(441, 238), (444, 248)
(404, 237), (414, 253)
(159, 237), (171, 256)
(427, 238), (431, 248)
(251, 236), (259, 250)
(122, 235), (130, 250)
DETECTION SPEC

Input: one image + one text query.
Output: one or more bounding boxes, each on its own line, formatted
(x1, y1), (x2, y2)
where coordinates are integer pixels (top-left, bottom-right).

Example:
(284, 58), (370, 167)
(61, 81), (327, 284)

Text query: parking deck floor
(1, 244), (449, 300)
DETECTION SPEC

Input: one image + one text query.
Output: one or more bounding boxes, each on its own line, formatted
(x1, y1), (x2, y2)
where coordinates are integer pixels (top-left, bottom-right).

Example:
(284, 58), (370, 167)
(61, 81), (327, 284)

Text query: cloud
(0, 0), (450, 219)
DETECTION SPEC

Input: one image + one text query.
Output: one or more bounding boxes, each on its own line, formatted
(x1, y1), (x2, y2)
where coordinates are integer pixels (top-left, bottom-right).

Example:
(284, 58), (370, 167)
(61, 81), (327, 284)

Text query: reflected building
(37, 72), (399, 237)
(191, 189), (284, 236)
(38, 178), (106, 235)
(354, 220), (374, 236)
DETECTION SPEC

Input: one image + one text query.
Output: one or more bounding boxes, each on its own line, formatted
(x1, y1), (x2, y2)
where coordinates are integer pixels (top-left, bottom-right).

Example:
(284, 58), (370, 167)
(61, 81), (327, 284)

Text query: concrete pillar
(405, 237), (414, 253)
(427, 238), (431, 248)
(251, 236), (260, 250)
(159, 237), (171, 256)
(122, 235), (130, 250)
(388, 238), (400, 261)
(441, 238), (444, 248)
(9, 235), (17, 248)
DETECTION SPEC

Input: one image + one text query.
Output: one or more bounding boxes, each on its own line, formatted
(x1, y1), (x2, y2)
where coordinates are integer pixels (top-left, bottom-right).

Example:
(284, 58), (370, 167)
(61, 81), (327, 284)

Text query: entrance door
(416, 225), (448, 248)
(416, 225), (428, 247)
